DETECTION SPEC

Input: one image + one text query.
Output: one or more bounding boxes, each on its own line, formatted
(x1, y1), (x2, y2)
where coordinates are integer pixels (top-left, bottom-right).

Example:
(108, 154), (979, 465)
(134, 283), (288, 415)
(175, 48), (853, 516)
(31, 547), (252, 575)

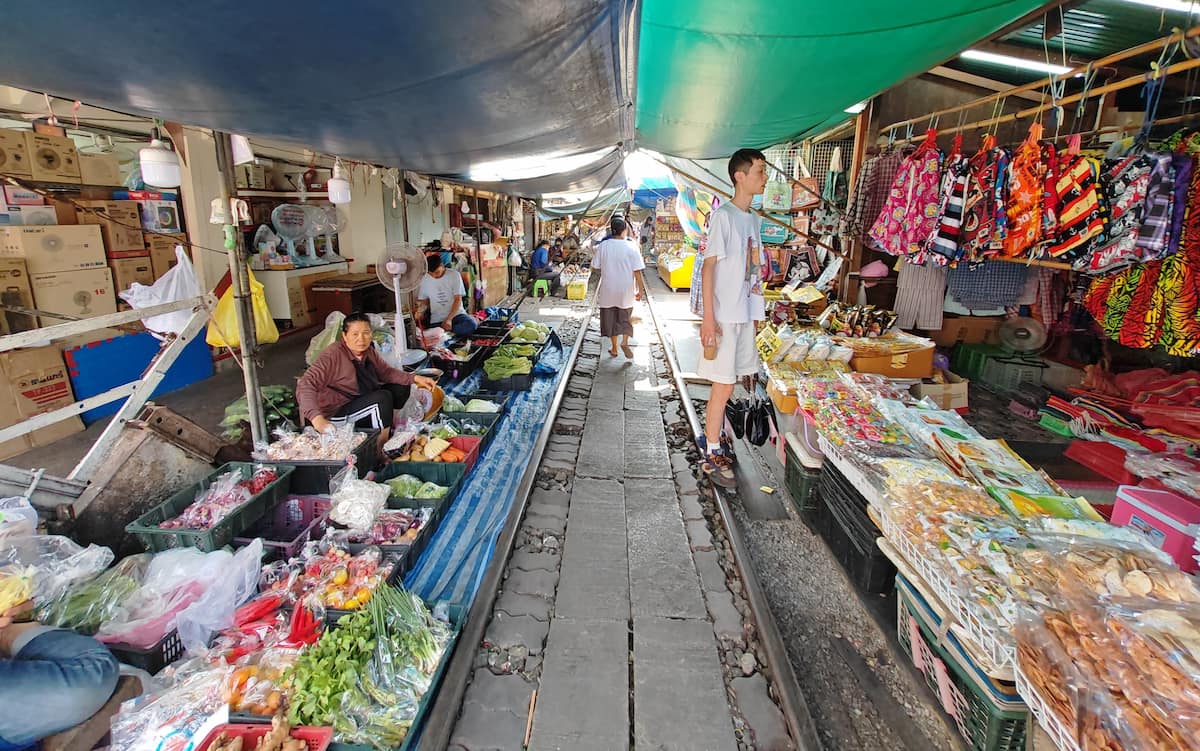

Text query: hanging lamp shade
(328, 159), (352, 204)
(139, 128), (180, 188)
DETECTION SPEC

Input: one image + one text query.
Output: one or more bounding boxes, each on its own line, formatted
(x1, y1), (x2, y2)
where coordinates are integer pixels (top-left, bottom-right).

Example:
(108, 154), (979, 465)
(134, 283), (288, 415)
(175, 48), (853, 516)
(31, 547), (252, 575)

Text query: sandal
(700, 450), (737, 489)
(621, 343), (634, 359)
(608, 347), (619, 357)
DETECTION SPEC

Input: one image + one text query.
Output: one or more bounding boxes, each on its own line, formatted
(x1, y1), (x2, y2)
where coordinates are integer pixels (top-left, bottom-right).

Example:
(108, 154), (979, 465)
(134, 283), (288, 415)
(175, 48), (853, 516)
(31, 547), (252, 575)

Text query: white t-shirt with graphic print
(703, 202), (765, 324)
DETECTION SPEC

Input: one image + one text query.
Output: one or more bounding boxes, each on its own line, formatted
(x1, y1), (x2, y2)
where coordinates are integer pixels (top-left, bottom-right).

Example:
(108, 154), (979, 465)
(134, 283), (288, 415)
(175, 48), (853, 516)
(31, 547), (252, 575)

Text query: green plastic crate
(952, 344), (1005, 382)
(126, 462), (294, 552)
(327, 604), (465, 751)
(783, 439), (821, 523)
(375, 462), (467, 511)
(896, 576), (1028, 751)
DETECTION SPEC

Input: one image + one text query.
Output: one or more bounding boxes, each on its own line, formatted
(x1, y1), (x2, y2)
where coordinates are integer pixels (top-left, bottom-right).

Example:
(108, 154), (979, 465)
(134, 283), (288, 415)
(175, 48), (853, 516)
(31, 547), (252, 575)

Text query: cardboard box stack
(0, 345), (83, 459)
(78, 200), (145, 256)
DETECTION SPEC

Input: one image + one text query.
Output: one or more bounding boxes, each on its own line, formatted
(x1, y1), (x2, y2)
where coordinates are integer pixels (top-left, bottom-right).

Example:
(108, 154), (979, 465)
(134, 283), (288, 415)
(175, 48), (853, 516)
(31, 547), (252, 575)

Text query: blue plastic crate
(65, 332), (213, 423)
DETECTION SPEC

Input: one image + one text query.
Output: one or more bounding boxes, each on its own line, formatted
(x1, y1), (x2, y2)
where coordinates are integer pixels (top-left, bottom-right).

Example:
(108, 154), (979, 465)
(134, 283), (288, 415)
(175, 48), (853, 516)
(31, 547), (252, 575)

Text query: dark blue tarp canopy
(0, 0), (635, 193)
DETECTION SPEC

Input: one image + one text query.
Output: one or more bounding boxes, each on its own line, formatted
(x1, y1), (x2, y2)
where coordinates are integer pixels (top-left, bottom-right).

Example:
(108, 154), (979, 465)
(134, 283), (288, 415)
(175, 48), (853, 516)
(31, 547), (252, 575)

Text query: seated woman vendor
(297, 312), (436, 435)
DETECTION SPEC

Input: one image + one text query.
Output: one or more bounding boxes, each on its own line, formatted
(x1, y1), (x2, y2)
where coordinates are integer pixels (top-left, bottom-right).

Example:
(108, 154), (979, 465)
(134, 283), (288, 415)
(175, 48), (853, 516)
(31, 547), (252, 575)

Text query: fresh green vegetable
(442, 395), (466, 413)
(222, 385), (297, 441)
(484, 353), (532, 380)
(415, 482), (448, 500)
(287, 608), (375, 728)
(39, 554), (150, 633)
(429, 422), (459, 440)
(464, 399), (499, 413)
(496, 344), (536, 358)
(384, 474), (424, 498)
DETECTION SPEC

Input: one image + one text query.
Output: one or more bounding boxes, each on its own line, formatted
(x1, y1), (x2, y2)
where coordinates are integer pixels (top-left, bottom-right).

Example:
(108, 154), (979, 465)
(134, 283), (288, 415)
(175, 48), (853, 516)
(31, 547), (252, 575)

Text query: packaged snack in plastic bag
(257, 423), (366, 461)
(1014, 534), (1200, 605)
(39, 553), (151, 633)
(0, 534), (113, 607)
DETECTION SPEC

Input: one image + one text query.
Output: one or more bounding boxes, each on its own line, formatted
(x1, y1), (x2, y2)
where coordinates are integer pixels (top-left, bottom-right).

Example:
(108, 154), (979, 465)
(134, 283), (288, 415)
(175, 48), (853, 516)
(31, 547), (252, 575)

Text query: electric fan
(376, 241), (429, 367)
(997, 316), (1049, 354)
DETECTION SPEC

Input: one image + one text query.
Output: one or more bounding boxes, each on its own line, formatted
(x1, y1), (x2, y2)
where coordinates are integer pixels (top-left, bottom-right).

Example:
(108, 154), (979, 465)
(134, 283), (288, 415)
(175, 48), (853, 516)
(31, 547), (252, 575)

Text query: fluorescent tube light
(960, 49), (1072, 76)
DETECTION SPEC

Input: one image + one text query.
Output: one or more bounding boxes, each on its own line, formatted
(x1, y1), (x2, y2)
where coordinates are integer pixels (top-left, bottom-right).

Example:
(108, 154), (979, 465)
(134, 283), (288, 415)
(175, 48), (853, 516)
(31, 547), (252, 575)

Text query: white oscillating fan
(376, 242), (429, 367)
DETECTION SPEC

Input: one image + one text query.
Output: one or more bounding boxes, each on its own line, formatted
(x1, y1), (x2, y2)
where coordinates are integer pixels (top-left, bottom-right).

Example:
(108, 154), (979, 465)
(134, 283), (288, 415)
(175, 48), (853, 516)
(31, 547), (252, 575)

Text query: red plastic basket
(196, 723), (333, 751)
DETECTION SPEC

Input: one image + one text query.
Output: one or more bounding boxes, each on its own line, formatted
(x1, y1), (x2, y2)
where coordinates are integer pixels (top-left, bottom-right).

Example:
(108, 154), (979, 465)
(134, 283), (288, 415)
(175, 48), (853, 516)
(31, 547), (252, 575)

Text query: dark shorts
(599, 307), (633, 337)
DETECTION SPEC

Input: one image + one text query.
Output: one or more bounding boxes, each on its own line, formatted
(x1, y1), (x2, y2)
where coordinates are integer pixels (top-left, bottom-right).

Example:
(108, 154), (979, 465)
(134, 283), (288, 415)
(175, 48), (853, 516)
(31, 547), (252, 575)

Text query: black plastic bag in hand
(746, 397), (775, 447)
(725, 398), (750, 439)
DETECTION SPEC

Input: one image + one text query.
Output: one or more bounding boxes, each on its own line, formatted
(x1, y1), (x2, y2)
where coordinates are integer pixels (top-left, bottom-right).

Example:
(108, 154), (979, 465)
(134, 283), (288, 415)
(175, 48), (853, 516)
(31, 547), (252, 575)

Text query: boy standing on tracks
(696, 148), (768, 488)
(593, 215), (647, 359)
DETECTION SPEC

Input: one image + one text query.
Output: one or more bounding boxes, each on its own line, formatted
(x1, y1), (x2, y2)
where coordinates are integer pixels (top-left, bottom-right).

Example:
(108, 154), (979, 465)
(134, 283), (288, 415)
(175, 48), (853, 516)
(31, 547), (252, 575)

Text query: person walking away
(419, 254), (478, 336)
(593, 215), (647, 358)
(531, 239), (562, 295)
(697, 149), (768, 489)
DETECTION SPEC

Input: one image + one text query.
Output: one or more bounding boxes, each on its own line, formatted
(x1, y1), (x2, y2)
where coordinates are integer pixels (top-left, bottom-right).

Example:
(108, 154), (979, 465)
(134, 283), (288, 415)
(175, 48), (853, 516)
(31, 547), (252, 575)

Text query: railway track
(418, 286), (817, 751)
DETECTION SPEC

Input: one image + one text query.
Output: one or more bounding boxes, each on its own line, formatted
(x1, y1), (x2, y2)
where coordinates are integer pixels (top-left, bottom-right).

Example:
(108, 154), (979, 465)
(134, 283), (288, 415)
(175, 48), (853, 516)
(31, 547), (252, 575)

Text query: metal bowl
(416, 367), (444, 379)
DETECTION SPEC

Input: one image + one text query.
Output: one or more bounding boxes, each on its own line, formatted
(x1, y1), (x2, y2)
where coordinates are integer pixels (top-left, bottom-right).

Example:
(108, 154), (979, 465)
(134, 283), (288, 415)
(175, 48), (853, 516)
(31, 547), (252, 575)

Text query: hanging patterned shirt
(923, 152), (969, 265)
(960, 146), (1010, 261)
(867, 147), (942, 257)
(1045, 154), (1105, 261)
(1133, 152), (1176, 262)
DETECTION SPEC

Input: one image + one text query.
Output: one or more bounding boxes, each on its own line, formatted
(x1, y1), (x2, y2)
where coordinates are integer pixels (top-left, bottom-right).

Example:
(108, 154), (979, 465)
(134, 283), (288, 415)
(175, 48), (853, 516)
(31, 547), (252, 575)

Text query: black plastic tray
(106, 629), (184, 675)
(816, 468), (895, 594)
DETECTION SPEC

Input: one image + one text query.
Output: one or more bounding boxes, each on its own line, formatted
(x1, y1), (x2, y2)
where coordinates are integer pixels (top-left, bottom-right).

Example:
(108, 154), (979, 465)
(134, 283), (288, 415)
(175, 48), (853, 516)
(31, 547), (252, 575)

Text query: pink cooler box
(1111, 486), (1200, 572)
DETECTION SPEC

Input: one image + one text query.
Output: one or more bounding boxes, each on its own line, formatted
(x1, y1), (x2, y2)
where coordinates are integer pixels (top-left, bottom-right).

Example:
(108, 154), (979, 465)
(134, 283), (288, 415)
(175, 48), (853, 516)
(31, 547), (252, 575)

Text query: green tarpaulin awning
(635, 0), (1047, 159)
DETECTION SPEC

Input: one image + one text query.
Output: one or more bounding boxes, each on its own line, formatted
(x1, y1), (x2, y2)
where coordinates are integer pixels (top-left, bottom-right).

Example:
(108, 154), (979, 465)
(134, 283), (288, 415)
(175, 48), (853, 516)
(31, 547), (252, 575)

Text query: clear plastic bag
(119, 247), (202, 340)
(0, 496), (37, 542)
(109, 658), (231, 751)
(0, 534), (113, 607)
(256, 423), (365, 461)
(328, 465), (388, 532)
(38, 553), (151, 634)
(177, 539), (264, 655)
(96, 547), (231, 649)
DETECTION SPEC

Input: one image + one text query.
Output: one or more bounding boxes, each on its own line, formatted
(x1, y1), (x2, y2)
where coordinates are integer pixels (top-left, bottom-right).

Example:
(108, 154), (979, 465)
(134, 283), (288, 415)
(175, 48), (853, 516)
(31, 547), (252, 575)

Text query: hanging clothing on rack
(1003, 125), (1057, 258)
(1167, 152), (1194, 257)
(1082, 152), (1156, 274)
(868, 132), (942, 257)
(947, 260), (1030, 310)
(845, 150), (903, 242)
(894, 260), (948, 330)
(960, 141), (1010, 261)
(1133, 152), (1177, 262)
(1044, 152), (1106, 262)
(924, 138), (968, 265)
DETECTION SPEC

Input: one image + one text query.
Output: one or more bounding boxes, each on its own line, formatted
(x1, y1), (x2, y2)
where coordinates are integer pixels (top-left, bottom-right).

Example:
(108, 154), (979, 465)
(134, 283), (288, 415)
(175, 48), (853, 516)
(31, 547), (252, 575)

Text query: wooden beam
(926, 66), (1044, 103)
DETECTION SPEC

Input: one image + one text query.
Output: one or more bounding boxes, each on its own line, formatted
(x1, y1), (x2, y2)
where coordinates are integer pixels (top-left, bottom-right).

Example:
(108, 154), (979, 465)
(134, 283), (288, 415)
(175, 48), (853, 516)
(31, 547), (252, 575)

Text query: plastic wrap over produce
(327, 465), (389, 532)
(0, 534), (113, 608)
(256, 424), (365, 461)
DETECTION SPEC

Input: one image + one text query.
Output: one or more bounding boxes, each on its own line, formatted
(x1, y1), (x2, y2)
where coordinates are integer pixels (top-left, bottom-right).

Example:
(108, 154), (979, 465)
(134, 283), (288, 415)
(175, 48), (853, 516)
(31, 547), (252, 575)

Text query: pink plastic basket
(196, 723), (333, 751)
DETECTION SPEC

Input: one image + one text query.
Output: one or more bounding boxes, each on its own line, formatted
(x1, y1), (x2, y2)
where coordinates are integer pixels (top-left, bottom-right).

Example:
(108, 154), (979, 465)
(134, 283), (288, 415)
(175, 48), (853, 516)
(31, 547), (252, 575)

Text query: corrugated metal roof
(1005, 0), (1196, 60)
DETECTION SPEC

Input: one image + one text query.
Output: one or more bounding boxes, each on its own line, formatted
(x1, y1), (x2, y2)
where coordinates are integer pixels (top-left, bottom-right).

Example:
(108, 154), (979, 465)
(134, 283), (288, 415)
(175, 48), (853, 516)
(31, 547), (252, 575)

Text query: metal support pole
(400, 171), (411, 242)
(214, 131), (268, 445)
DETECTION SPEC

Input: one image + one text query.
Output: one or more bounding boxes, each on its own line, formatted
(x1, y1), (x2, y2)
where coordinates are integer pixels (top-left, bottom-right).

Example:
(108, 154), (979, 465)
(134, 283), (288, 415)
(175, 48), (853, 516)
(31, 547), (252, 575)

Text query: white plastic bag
(0, 496), (37, 542)
(119, 247), (202, 340)
(176, 539), (263, 655)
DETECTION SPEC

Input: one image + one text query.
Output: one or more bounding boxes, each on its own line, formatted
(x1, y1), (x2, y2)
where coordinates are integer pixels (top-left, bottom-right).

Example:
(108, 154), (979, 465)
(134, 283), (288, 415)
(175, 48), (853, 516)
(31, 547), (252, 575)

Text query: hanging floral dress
(868, 132), (943, 257)
(1003, 124), (1057, 259)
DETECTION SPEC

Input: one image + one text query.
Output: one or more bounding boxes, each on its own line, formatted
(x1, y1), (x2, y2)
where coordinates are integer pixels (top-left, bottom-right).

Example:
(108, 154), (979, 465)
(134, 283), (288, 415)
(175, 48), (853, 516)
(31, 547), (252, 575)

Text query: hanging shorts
(695, 321), (758, 385)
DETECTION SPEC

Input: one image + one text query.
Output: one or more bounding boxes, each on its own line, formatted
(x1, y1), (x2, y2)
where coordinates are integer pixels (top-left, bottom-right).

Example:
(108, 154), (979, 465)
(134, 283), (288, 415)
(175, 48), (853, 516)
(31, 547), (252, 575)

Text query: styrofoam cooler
(1111, 485), (1200, 572)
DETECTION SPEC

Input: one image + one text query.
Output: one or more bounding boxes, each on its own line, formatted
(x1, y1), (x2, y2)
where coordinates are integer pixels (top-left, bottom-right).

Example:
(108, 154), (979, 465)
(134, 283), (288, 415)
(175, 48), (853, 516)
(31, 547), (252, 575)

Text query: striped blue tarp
(405, 343), (569, 606)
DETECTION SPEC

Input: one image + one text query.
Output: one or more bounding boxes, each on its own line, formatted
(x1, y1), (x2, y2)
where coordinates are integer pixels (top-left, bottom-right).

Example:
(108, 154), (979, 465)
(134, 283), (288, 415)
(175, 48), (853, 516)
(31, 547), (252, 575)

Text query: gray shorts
(599, 306), (633, 337)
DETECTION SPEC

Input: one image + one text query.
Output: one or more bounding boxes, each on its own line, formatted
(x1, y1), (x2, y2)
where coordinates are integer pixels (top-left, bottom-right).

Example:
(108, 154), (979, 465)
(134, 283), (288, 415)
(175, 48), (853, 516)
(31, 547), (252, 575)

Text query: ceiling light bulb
(960, 49), (1072, 76)
(139, 128), (180, 189)
(328, 159), (352, 205)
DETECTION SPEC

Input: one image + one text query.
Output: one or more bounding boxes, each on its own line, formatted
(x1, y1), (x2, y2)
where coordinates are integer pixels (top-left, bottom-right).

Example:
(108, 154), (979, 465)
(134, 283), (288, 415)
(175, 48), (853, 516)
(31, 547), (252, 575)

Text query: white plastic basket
(880, 512), (1017, 675)
(1014, 662), (1082, 751)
